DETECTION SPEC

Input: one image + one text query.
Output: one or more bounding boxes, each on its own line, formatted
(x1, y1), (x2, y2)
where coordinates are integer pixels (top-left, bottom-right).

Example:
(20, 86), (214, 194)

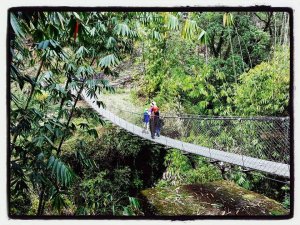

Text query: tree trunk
(228, 28), (237, 83)
(37, 184), (45, 216)
(50, 74), (72, 143)
(216, 31), (225, 58)
(56, 81), (85, 155)
(58, 74), (71, 116)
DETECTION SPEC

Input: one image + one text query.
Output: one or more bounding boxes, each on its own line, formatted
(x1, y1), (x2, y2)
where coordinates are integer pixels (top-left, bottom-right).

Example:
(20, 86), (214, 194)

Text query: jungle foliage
(9, 11), (290, 216)
(10, 11), (140, 216)
(135, 12), (290, 117)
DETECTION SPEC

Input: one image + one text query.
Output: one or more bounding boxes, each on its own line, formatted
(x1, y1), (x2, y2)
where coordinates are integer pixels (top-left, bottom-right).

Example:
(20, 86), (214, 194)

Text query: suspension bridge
(81, 90), (290, 178)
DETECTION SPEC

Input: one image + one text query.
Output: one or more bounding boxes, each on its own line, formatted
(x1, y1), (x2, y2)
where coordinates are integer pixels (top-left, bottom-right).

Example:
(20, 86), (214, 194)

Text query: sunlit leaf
(10, 13), (25, 38)
(99, 54), (120, 68)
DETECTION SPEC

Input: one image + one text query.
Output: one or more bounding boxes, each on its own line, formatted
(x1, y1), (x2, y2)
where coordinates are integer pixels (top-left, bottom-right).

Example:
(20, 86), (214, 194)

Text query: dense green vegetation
(62, 125), (166, 215)
(9, 11), (290, 216)
(134, 12), (290, 116)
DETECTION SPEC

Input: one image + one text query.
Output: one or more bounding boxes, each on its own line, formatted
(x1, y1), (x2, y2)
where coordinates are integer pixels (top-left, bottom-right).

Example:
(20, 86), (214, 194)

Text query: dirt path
(98, 88), (143, 114)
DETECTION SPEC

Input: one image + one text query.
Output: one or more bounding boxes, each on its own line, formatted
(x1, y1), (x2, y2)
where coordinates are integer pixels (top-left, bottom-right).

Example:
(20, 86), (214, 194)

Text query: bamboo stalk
(11, 59), (44, 147)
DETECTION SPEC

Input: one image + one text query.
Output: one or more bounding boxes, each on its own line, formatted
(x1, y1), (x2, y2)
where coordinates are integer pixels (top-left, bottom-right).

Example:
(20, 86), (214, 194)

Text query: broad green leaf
(37, 40), (49, 49)
(181, 19), (198, 39)
(10, 13), (25, 38)
(47, 156), (75, 186)
(57, 12), (65, 29)
(106, 37), (117, 49)
(47, 156), (55, 168)
(56, 161), (62, 182)
(73, 12), (81, 21)
(165, 13), (179, 30)
(114, 23), (131, 37)
(223, 13), (234, 27)
(45, 124), (54, 133)
(37, 152), (45, 161)
(99, 54), (120, 68)
(150, 31), (161, 40)
(52, 158), (59, 175)
(198, 30), (207, 45)
(96, 100), (105, 109)
(43, 134), (55, 147)
(75, 46), (89, 58)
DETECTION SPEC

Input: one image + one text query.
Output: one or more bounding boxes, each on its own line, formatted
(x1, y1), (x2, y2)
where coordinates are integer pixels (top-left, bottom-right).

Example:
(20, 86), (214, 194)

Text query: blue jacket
(143, 112), (150, 123)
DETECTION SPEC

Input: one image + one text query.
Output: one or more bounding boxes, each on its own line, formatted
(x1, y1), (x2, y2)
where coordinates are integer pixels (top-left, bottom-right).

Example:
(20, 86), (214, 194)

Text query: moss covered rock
(140, 180), (289, 216)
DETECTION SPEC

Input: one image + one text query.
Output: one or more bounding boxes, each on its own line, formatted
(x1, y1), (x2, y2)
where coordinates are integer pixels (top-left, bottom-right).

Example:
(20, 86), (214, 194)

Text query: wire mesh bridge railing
(81, 91), (290, 178)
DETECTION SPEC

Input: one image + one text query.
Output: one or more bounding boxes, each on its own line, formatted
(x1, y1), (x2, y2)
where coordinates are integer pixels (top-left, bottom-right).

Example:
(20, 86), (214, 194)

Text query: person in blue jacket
(143, 108), (150, 133)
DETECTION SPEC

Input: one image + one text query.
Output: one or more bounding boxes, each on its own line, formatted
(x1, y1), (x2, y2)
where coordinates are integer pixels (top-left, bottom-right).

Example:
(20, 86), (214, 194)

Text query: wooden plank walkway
(82, 91), (290, 178)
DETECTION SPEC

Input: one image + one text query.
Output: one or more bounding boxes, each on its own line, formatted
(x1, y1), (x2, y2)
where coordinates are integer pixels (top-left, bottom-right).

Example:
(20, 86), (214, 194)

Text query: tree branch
(56, 81), (85, 156)
(254, 12), (268, 23)
(55, 57), (96, 152)
(11, 59), (44, 147)
(25, 59), (44, 110)
(37, 184), (45, 216)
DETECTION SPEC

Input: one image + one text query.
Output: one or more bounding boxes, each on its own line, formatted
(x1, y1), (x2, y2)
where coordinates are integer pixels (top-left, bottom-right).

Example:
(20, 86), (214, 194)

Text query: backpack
(152, 106), (159, 113)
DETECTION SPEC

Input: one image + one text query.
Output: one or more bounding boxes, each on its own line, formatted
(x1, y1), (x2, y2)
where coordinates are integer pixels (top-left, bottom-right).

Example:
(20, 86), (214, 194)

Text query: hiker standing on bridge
(149, 101), (159, 139)
(156, 115), (164, 137)
(143, 108), (150, 133)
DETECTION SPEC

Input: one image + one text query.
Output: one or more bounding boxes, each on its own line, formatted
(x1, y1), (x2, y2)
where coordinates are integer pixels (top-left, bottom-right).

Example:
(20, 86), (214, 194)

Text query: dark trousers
(150, 117), (158, 138)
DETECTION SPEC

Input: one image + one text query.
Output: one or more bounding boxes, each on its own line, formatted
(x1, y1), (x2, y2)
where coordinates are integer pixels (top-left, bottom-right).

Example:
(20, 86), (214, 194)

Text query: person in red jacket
(149, 102), (159, 139)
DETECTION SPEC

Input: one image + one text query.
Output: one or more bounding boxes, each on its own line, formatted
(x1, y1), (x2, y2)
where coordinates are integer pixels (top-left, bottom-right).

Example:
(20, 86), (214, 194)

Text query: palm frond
(47, 156), (76, 186)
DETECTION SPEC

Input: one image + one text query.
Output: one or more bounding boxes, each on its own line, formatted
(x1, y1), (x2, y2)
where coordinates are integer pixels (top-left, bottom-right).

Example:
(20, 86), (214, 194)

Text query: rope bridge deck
(82, 91), (290, 178)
